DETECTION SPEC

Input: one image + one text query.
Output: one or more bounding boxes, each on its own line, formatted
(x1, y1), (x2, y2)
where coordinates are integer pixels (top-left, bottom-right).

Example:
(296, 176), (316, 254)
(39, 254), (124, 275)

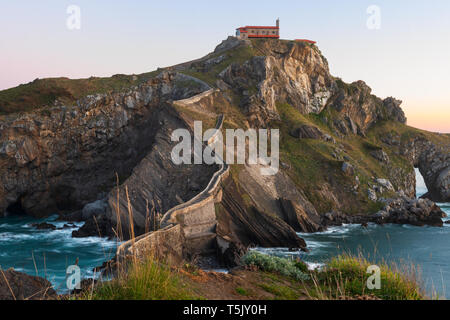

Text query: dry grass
(305, 252), (428, 300)
(81, 254), (198, 300)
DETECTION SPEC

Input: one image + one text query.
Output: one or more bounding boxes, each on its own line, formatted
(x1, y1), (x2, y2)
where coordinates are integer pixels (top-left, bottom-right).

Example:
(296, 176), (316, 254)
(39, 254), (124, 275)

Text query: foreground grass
(82, 257), (199, 300)
(305, 253), (426, 300)
(242, 251), (426, 300)
(79, 251), (426, 300)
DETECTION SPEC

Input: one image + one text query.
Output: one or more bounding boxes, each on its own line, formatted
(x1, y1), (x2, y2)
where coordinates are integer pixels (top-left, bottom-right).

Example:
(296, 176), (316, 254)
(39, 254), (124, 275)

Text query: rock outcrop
(0, 268), (56, 300)
(0, 72), (210, 218)
(374, 196), (446, 227)
(322, 195), (446, 227)
(382, 131), (450, 202)
(218, 39), (406, 134)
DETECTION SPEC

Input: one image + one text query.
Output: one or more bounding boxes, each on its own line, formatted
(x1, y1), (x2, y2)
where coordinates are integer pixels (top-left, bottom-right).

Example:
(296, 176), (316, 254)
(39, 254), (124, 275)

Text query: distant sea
(0, 215), (117, 292)
(256, 169), (450, 298)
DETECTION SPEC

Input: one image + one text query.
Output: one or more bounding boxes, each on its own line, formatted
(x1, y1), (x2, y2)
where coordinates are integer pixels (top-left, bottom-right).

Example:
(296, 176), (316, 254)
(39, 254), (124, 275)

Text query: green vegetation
(241, 251), (309, 281)
(82, 256), (198, 300)
(274, 102), (405, 214)
(181, 45), (255, 86)
(307, 253), (426, 300)
(242, 251), (426, 300)
(257, 282), (300, 300)
(0, 71), (161, 114)
(79, 250), (426, 300)
(235, 287), (250, 296)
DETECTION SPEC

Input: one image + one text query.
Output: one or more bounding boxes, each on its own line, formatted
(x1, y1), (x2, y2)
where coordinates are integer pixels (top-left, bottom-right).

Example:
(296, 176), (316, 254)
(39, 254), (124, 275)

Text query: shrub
(309, 253), (426, 300)
(241, 251), (309, 281)
(83, 256), (197, 300)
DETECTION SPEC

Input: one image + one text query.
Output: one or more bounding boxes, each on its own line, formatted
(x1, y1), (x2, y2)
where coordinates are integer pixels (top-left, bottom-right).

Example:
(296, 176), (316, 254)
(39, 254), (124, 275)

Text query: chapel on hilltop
(236, 19), (280, 40)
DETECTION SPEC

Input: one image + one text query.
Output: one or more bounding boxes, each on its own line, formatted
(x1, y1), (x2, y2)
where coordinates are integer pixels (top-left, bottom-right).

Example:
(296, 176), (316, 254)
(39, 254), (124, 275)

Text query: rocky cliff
(0, 72), (211, 218)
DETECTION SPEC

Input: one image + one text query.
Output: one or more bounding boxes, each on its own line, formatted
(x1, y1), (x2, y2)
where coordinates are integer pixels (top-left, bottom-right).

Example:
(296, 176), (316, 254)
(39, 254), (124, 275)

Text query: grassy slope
(275, 102), (400, 214)
(81, 252), (426, 300)
(180, 44), (255, 87)
(0, 71), (161, 114)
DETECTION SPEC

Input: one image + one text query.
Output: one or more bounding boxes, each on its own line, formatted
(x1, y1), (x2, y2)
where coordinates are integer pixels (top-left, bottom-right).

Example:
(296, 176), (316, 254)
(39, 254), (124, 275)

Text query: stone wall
(116, 105), (229, 263)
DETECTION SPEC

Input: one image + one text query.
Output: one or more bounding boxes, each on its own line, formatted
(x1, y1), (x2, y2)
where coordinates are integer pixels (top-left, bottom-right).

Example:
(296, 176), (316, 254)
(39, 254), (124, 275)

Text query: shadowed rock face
(0, 268), (56, 300)
(104, 105), (220, 239)
(393, 134), (450, 202)
(0, 72), (210, 218)
(216, 177), (307, 250)
(417, 145), (449, 202)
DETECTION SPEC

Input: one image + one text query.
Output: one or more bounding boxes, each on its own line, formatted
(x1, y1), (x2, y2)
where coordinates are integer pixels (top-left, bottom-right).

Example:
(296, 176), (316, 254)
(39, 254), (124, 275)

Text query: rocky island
(0, 37), (449, 299)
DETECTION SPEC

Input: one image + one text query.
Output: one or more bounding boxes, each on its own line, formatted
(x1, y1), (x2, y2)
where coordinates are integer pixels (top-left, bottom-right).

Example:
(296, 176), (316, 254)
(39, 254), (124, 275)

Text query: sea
(0, 169), (449, 296)
(255, 169), (450, 298)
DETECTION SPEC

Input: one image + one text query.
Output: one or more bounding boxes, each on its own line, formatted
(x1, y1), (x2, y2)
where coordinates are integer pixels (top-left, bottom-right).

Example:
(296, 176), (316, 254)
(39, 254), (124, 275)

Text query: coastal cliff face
(0, 37), (448, 265)
(0, 72), (210, 218)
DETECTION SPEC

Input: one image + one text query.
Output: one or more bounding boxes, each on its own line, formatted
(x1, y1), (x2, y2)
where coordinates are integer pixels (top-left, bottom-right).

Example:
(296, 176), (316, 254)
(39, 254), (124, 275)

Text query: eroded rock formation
(0, 72), (210, 217)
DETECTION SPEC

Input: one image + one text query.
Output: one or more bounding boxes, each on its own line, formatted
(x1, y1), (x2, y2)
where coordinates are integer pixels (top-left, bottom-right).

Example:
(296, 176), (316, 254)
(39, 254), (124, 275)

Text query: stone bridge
(116, 99), (228, 264)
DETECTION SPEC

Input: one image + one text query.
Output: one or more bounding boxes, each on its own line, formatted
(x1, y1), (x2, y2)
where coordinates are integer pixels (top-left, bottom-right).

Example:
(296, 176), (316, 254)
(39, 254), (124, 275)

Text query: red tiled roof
(295, 39), (316, 44)
(237, 26), (279, 30)
(248, 35), (280, 38)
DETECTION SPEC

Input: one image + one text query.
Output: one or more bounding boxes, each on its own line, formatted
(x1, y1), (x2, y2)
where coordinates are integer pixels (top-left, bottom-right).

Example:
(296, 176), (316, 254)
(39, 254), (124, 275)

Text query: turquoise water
(1, 169), (448, 296)
(257, 169), (450, 298)
(0, 215), (117, 292)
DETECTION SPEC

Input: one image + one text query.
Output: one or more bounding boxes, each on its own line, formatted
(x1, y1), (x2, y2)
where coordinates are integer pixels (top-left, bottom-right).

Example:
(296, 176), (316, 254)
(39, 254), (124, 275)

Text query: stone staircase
(178, 197), (218, 257)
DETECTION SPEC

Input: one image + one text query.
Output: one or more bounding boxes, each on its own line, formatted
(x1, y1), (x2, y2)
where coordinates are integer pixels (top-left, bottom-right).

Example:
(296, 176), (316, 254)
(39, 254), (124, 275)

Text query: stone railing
(116, 110), (227, 261)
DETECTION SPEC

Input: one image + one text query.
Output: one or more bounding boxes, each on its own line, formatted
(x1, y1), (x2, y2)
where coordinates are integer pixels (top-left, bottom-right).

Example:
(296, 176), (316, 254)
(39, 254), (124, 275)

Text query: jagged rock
(383, 97), (407, 124)
(368, 188), (378, 201)
(324, 212), (335, 221)
(236, 164), (322, 235)
(216, 236), (247, 268)
(72, 214), (114, 238)
(216, 178), (307, 251)
(342, 162), (354, 175)
(0, 71), (210, 218)
(346, 116), (358, 135)
(290, 125), (324, 140)
(376, 179), (395, 191)
(398, 135), (449, 202)
(323, 134), (336, 144)
(0, 268), (56, 300)
(373, 197), (446, 227)
(329, 80), (406, 134)
(219, 41), (334, 126)
(214, 36), (246, 54)
(279, 198), (322, 233)
(104, 105), (220, 240)
(370, 149), (390, 163)
(81, 199), (108, 221)
(31, 222), (56, 230)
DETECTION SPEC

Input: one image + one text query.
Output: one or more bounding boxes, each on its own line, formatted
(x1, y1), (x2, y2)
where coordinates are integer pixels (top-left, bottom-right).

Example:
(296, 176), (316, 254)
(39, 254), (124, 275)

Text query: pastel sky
(1, 0), (449, 132)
